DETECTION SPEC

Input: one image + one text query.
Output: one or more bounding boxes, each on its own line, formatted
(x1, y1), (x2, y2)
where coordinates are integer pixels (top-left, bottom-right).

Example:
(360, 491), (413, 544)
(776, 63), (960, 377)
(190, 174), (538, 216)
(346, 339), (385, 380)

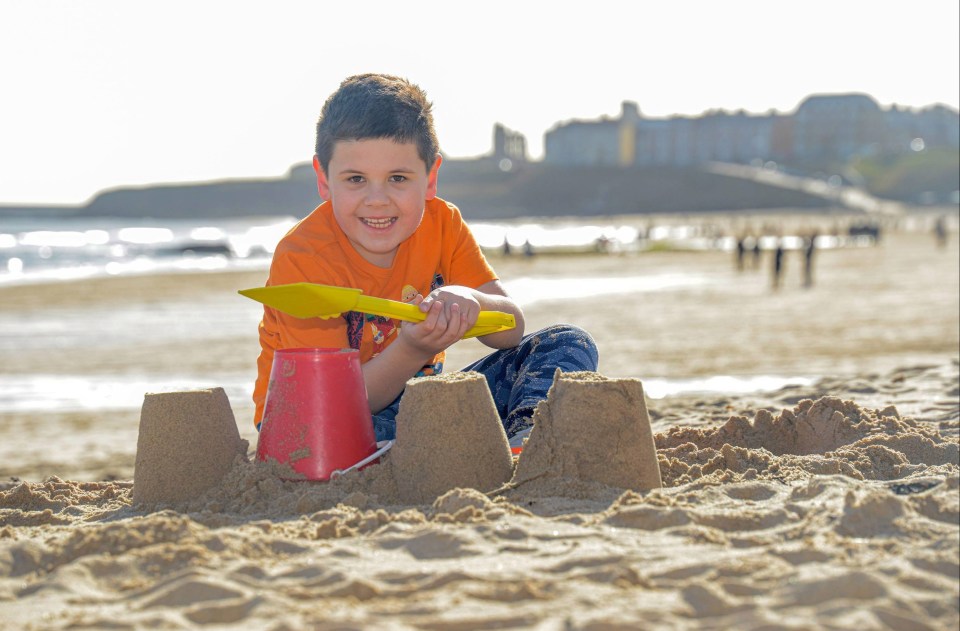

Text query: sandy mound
(656, 396), (959, 487)
(133, 388), (247, 505)
(512, 370), (662, 493)
(389, 371), (513, 503)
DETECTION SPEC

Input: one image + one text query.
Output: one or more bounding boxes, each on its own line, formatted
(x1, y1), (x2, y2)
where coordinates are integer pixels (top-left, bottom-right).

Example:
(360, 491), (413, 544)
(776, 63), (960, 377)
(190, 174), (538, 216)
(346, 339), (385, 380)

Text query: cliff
(2, 159), (841, 222)
(440, 160), (832, 218)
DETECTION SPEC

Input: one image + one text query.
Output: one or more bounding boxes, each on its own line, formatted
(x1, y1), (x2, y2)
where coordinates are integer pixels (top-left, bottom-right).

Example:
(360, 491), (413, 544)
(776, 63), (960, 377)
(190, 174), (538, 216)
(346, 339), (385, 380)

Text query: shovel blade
(238, 283), (362, 319)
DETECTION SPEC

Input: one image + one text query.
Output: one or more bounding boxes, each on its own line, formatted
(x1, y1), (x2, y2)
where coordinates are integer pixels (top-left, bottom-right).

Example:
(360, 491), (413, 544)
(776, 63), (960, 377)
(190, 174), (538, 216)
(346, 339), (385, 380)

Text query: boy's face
(314, 138), (441, 268)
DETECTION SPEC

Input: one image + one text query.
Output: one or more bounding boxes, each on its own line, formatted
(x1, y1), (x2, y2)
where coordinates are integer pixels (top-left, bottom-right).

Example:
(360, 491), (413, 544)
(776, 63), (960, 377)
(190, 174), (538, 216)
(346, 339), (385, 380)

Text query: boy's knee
(528, 323), (599, 369)
(539, 323), (597, 348)
(551, 323), (595, 342)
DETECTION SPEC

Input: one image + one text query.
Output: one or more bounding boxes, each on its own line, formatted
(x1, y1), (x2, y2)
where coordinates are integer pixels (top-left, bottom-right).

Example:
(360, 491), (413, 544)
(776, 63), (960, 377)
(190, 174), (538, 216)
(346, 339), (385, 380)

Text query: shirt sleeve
(444, 202), (499, 288)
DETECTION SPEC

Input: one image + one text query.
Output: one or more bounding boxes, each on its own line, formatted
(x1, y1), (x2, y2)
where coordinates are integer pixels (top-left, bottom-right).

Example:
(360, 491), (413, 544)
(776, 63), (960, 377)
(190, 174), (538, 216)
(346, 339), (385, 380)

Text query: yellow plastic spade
(239, 282), (515, 339)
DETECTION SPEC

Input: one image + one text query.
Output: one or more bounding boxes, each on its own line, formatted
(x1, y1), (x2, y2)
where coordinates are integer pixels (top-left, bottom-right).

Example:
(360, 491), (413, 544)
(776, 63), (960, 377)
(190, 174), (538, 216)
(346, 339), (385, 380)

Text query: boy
(253, 73), (598, 446)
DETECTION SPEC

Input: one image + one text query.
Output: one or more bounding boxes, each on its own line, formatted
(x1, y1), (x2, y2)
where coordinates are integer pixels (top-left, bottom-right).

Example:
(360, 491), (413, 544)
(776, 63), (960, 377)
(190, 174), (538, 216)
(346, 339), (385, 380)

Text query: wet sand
(0, 216), (957, 629)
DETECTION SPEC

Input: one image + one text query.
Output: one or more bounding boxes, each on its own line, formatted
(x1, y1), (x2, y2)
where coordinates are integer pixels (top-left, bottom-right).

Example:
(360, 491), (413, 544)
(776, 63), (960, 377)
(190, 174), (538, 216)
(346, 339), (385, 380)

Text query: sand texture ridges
(1, 362), (958, 630)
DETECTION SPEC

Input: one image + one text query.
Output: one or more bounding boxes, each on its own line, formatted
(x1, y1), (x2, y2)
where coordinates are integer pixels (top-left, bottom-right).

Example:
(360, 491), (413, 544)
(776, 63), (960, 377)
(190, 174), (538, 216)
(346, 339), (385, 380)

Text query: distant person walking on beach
(934, 215), (948, 249)
(803, 233), (817, 288)
(752, 239), (762, 269)
(735, 236), (746, 271)
(772, 240), (785, 290)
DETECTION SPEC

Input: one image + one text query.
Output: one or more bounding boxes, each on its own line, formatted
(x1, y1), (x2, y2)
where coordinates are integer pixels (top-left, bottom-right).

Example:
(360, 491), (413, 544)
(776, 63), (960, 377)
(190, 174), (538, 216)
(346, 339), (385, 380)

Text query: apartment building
(543, 94), (960, 167)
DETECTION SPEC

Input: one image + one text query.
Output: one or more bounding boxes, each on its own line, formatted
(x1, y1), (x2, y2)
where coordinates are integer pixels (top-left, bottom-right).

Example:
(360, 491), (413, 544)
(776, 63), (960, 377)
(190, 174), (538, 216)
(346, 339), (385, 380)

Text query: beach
(0, 213), (957, 629)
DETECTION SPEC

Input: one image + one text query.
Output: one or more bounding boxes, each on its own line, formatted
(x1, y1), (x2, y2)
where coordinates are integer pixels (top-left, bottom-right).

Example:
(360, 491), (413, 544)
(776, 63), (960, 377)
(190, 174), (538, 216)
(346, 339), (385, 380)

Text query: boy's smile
(315, 138), (441, 268)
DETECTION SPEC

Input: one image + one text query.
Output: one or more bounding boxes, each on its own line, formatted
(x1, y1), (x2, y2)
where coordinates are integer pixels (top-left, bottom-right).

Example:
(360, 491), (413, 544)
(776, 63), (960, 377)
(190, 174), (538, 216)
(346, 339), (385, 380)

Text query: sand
(133, 388), (247, 505)
(389, 371), (514, 504)
(512, 370), (662, 493)
(1, 362), (957, 630)
(0, 219), (957, 629)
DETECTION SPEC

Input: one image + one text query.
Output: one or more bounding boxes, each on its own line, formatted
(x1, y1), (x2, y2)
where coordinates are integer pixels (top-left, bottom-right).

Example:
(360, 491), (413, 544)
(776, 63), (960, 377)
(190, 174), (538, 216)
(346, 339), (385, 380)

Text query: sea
(0, 212), (861, 287)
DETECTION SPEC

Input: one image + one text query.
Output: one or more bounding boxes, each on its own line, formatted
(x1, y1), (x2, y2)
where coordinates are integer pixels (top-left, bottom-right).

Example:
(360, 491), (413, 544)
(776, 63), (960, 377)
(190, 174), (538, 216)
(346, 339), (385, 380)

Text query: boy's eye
(389, 175), (407, 183)
(346, 175), (364, 183)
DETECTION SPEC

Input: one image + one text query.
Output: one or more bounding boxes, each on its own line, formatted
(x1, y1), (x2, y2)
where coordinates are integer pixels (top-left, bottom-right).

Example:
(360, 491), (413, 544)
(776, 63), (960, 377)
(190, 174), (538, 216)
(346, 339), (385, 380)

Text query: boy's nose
(364, 183), (389, 206)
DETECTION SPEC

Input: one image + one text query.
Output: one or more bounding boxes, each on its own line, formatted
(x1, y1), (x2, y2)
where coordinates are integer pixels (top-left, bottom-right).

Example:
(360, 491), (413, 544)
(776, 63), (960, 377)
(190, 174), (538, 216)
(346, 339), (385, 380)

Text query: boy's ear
(425, 154), (442, 201)
(313, 155), (331, 200)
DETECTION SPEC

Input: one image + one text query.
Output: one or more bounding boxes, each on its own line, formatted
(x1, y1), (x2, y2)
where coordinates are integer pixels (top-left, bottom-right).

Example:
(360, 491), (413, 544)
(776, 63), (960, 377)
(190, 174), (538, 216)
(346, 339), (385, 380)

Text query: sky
(1, 0), (958, 205)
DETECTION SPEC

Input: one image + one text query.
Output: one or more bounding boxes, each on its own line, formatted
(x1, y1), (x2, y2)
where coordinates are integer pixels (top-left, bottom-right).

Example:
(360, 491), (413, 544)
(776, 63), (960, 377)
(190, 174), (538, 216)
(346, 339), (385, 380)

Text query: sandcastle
(389, 372), (514, 504)
(128, 371), (659, 508)
(512, 370), (662, 491)
(133, 387), (247, 505)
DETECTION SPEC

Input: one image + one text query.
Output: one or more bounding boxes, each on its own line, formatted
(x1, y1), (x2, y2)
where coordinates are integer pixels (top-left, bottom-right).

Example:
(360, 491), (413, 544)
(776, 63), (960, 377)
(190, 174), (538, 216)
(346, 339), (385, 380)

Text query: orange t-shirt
(253, 196), (498, 425)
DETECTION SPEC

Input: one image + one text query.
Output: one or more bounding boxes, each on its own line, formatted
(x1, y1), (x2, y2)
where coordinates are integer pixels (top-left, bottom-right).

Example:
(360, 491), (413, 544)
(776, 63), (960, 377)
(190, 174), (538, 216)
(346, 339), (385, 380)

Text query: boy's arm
(467, 280), (525, 349)
(360, 297), (475, 413)
(425, 280), (525, 350)
(360, 280), (524, 413)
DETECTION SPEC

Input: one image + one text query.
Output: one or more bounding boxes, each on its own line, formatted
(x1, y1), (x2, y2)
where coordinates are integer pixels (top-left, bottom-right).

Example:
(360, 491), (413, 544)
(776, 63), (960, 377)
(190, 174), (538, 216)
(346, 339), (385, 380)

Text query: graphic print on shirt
(365, 313), (397, 355)
(344, 312), (397, 356)
(343, 273), (448, 370)
(401, 284), (418, 302)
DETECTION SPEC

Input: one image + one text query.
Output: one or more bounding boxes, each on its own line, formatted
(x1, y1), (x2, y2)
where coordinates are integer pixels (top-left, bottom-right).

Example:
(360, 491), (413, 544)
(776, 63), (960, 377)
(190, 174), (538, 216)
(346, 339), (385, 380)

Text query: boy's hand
(422, 286), (481, 325)
(395, 291), (474, 357)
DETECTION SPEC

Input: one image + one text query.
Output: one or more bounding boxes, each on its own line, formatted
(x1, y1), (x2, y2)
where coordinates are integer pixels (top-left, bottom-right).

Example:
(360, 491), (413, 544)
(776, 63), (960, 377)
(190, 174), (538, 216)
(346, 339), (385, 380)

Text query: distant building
(544, 94), (960, 168)
(544, 109), (623, 166)
(885, 103), (960, 151)
(541, 101), (642, 167)
(634, 110), (779, 166)
(792, 93), (886, 161)
(492, 123), (528, 164)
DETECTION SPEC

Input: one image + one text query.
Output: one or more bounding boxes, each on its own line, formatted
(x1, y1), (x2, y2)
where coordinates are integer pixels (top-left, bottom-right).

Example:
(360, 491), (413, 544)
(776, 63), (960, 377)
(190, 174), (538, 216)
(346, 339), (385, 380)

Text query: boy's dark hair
(315, 73), (439, 173)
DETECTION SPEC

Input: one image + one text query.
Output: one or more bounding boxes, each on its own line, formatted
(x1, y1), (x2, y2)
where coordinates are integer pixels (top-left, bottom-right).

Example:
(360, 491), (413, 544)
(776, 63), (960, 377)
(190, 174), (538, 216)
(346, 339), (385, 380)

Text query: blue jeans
(372, 324), (599, 441)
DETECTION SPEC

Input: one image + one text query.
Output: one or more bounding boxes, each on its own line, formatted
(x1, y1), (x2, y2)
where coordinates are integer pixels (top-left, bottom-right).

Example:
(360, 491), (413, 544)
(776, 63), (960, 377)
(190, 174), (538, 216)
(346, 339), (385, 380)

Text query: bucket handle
(330, 440), (395, 480)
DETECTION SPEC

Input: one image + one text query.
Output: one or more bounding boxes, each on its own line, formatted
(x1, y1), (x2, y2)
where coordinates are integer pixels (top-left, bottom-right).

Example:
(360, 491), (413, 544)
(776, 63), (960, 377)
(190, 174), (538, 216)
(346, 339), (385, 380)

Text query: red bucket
(256, 348), (387, 481)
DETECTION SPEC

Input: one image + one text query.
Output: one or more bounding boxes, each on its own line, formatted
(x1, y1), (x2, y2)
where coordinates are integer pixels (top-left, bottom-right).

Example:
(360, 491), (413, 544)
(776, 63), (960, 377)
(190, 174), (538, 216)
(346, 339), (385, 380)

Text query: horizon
(3, 88), (957, 211)
(2, 0), (958, 205)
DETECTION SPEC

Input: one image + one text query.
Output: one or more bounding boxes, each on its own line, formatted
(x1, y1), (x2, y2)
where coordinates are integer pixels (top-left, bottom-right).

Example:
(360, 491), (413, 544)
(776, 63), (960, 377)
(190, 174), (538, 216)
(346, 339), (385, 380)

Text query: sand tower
(389, 372), (513, 504)
(133, 387), (247, 505)
(512, 370), (662, 491)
